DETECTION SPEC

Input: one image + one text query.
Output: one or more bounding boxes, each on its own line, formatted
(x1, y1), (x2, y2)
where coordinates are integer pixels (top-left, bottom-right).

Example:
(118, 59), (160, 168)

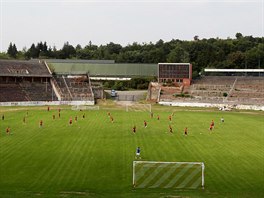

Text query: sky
(0, 0), (263, 52)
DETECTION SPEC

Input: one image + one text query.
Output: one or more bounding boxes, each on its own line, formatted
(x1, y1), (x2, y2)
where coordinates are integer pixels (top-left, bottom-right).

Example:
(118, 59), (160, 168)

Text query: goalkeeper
(135, 147), (141, 159)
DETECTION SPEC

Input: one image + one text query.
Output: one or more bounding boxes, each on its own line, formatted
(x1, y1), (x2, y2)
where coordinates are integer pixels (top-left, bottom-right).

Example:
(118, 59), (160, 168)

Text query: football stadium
(0, 59), (264, 197)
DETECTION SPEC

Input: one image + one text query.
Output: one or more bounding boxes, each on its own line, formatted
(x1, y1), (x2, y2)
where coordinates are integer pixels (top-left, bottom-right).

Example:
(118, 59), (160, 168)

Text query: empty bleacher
(19, 81), (55, 101)
(159, 86), (183, 101)
(0, 83), (27, 102)
(157, 76), (264, 105)
(228, 77), (264, 105)
(0, 81), (55, 102)
(53, 75), (94, 101)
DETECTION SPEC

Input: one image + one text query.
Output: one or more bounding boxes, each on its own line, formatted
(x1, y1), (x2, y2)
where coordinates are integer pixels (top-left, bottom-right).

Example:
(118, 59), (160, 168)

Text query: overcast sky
(0, 0), (263, 51)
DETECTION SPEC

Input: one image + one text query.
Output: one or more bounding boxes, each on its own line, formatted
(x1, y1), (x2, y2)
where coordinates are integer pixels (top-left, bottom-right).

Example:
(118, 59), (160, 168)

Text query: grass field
(0, 105), (263, 198)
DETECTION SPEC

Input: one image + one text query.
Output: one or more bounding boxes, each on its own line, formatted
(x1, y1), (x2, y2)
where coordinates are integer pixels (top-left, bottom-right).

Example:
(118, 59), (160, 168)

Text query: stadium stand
(156, 76), (264, 105)
(53, 76), (72, 100)
(0, 60), (56, 102)
(53, 74), (94, 101)
(189, 76), (234, 102)
(91, 82), (105, 99)
(0, 60), (96, 103)
(0, 83), (27, 102)
(19, 81), (55, 101)
(228, 76), (264, 105)
(0, 59), (51, 77)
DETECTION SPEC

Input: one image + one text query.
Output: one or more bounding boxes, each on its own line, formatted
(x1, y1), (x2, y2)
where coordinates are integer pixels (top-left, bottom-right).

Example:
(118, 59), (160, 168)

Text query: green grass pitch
(0, 105), (263, 198)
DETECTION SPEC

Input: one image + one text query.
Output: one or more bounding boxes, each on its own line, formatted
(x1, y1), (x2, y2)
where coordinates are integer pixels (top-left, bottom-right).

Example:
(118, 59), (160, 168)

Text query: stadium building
(0, 59), (95, 105)
(158, 63), (192, 86)
(1, 59), (264, 109)
(0, 60), (55, 102)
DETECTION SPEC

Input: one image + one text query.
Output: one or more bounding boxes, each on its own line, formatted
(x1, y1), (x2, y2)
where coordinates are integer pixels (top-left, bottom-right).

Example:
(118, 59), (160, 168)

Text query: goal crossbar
(71, 105), (99, 111)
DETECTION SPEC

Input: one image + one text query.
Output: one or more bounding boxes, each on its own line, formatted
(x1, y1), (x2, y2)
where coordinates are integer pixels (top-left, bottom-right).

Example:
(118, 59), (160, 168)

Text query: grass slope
(0, 106), (263, 198)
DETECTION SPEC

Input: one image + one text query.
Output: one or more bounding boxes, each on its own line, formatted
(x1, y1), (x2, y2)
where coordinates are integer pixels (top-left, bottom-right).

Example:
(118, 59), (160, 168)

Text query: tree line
(1, 33), (263, 76)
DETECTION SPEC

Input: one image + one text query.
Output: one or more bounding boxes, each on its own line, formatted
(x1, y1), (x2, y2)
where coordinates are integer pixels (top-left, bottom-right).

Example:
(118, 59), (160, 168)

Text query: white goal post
(126, 104), (152, 112)
(133, 161), (205, 189)
(71, 105), (100, 111)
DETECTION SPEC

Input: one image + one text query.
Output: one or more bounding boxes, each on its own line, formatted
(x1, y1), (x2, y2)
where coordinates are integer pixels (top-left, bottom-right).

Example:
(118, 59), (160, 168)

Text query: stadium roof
(159, 63), (191, 65)
(0, 60), (52, 77)
(204, 69), (264, 72)
(48, 62), (157, 77)
(46, 59), (115, 64)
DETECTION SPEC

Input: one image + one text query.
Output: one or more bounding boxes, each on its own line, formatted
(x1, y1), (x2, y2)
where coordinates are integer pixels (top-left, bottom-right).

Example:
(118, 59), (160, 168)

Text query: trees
(3, 34), (263, 70)
(29, 44), (39, 58)
(227, 51), (246, 69)
(245, 44), (264, 69)
(167, 45), (189, 63)
(7, 42), (18, 58)
(106, 42), (122, 55)
(235, 32), (243, 39)
(60, 42), (76, 59)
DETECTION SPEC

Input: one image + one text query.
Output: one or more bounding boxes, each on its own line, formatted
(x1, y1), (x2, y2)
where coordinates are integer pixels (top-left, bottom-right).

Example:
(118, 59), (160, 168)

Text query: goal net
(71, 105), (100, 111)
(126, 104), (151, 112)
(133, 161), (205, 189)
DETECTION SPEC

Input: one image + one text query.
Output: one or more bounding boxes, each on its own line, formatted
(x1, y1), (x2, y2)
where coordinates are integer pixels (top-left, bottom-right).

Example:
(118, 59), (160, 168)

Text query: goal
(133, 161), (205, 189)
(71, 105), (100, 111)
(126, 104), (151, 112)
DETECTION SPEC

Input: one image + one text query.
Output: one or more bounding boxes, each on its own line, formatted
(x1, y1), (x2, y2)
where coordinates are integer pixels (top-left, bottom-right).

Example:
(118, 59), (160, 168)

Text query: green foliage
(3, 34), (264, 72)
(173, 93), (191, 98)
(7, 42), (18, 58)
(192, 70), (200, 79)
(101, 77), (154, 90)
(167, 44), (189, 63)
(60, 42), (76, 59)
(0, 52), (9, 59)
(112, 81), (126, 90)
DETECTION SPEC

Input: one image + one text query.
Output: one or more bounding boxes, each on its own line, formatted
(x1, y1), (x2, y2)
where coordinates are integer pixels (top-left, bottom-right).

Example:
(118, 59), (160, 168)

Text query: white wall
(0, 100), (94, 106)
(159, 101), (264, 111)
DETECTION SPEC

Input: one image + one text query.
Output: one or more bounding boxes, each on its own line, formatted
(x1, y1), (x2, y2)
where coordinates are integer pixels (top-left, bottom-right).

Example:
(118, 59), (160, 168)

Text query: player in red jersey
(132, 125), (136, 133)
(69, 117), (72, 125)
(209, 124), (213, 131)
(110, 116), (114, 123)
(169, 115), (172, 122)
(144, 120), (147, 128)
(169, 125), (173, 133)
(157, 115), (160, 121)
(211, 120), (214, 128)
(47, 106), (50, 111)
(6, 126), (10, 135)
(184, 127), (188, 136)
(39, 120), (43, 128)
